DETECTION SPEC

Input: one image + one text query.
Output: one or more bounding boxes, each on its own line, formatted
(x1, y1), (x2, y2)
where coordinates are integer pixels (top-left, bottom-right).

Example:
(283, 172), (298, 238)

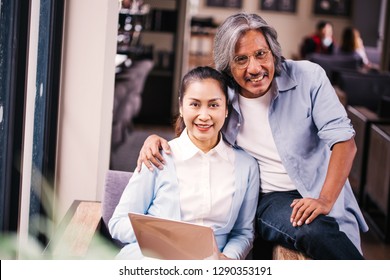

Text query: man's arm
(136, 134), (171, 172)
(290, 137), (357, 226)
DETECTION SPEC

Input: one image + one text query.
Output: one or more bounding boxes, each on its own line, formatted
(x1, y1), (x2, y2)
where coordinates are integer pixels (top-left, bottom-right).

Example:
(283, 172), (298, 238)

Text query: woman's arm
(222, 157), (260, 259)
(136, 134), (171, 172)
(108, 168), (159, 243)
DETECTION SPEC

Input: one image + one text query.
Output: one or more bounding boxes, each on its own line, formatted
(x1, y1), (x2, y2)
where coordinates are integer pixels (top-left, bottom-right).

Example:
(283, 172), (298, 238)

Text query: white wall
(54, 0), (118, 220)
(194, 0), (352, 58)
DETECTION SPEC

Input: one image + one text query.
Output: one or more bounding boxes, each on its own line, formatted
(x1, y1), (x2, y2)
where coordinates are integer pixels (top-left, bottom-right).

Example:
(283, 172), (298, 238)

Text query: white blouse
(169, 128), (236, 229)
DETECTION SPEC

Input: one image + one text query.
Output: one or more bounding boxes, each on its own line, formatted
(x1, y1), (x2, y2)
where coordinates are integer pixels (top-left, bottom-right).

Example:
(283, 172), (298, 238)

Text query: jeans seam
(258, 218), (296, 243)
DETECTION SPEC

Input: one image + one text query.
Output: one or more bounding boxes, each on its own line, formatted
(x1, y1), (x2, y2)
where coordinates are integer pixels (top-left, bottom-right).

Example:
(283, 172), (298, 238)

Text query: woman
(108, 66), (259, 260)
(339, 27), (374, 70)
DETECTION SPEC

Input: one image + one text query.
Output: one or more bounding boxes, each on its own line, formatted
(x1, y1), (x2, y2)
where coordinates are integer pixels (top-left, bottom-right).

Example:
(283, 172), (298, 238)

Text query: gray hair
(214, 13), (283, 76)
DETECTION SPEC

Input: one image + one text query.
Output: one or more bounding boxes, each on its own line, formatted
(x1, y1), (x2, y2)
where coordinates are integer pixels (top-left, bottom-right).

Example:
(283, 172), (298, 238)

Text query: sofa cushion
(102, 170), (133, 229)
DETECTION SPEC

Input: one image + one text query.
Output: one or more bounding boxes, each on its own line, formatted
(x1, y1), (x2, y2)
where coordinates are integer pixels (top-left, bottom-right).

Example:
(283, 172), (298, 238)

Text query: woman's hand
(290, 197), (333, 226)
(136, 134), (170, 172)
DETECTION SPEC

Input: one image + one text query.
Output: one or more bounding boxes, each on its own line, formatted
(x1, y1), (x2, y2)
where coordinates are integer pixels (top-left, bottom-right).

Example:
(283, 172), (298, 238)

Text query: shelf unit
(132, 0), (179, 125)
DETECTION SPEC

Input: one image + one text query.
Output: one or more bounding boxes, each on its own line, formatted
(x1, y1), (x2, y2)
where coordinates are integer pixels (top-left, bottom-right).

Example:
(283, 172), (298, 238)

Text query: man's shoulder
(277, 60), (325, 91)
(281, 59), (321, 75)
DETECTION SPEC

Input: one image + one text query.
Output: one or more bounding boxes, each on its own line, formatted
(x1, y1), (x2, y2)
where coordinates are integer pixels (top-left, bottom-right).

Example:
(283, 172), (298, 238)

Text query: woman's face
(180, 78), (228, 152)
(230, 30), (275, 98)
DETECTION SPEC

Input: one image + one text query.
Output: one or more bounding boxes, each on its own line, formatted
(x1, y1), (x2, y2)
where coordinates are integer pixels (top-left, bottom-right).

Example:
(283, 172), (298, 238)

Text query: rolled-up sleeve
(311, 65), (355, 148)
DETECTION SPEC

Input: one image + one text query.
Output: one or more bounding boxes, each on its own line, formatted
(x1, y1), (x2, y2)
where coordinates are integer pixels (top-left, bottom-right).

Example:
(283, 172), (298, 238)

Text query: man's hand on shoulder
(136, 134), (171, 172)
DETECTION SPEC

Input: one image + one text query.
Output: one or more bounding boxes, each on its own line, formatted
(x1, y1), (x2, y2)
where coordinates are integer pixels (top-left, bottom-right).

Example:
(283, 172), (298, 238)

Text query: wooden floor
(109, 124), (390, 260)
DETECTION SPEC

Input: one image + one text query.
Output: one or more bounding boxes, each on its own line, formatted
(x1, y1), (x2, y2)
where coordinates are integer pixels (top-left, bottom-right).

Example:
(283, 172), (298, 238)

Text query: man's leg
(256, 190), (364, 260)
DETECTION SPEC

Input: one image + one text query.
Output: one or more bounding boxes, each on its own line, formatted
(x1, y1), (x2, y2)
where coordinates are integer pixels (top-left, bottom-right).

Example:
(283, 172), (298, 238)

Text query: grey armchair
(101, 170), (132, 248)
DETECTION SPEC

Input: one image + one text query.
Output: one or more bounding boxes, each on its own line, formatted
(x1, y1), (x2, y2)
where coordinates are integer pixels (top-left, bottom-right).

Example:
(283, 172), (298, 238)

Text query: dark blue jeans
(256, 190), (364, 260)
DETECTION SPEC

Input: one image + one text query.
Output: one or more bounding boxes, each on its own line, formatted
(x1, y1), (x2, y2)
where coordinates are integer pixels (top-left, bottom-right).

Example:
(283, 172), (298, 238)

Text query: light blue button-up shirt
(222, 59), (368, 249)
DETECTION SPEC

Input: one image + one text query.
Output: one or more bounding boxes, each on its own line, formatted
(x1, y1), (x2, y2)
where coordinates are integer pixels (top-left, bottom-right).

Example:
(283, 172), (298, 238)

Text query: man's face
(230, 30), (275, 98)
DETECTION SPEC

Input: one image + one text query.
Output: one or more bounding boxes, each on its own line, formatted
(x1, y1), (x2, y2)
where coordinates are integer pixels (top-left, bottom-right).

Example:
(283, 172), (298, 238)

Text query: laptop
(128, 212), (219, 260)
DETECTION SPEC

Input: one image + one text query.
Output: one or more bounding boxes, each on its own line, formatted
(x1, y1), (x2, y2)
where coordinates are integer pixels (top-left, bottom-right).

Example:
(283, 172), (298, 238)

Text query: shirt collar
(178, 128), (230, 161)
(275, 60), (298, 92)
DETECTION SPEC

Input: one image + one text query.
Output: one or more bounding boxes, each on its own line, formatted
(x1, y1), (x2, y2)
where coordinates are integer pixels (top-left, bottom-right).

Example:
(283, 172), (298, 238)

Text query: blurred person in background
(300, 20), (335, 59)
(339, 26), (378, 71)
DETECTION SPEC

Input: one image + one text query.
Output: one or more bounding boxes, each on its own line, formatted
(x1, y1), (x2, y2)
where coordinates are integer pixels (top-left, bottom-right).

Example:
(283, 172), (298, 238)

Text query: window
(0, 0), (64, 255)
(0, 0), (30, 234)
(26, 0), (64, 246)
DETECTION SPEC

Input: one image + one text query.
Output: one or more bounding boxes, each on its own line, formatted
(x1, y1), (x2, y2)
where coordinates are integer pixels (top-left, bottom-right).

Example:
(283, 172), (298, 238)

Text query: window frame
(0, 0), (31, 233)
(0, 0), (64, 250)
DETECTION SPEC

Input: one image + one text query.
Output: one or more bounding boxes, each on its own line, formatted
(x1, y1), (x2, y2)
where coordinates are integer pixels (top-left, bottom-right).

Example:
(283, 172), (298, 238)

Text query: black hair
(316, 20), (331, 31)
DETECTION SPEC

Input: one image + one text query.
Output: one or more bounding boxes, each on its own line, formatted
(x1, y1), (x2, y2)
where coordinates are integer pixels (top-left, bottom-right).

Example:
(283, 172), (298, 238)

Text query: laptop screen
(128, 213), (218, 260)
